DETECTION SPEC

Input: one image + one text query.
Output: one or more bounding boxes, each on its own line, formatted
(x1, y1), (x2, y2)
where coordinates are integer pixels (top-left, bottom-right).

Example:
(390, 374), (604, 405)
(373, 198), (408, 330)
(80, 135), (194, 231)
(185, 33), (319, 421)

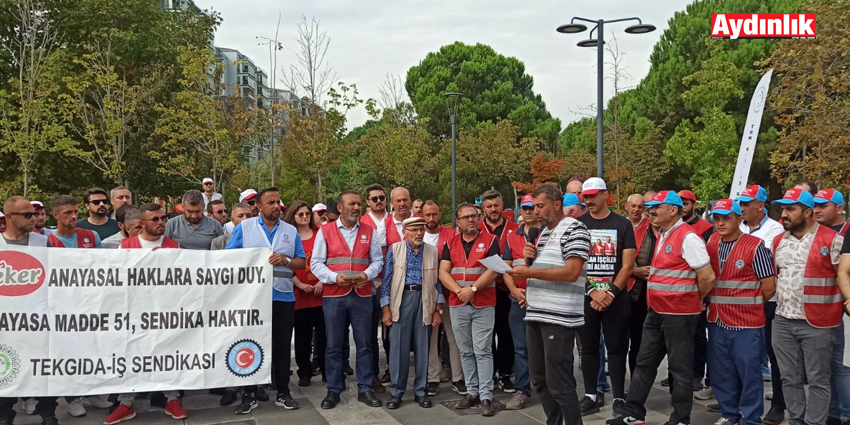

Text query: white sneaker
(714, 418), (735, 425)
(84, 395), (114, 409)
(765, 390), (773, 400)
(695, 386), (715, 400)
(68, 398), (87, 417)
(22, 398), (37, 415)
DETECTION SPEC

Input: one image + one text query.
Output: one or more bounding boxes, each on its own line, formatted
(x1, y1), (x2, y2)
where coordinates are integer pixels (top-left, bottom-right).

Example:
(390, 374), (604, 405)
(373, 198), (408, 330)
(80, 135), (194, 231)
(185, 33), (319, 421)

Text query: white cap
(31, 201), (44, 209)
(239, 189), (257, 203)
(0, 212), (4, 218)
(202, 177), (214, 185)
(312, 203), (327, 212)
(581, 177), (608, 196)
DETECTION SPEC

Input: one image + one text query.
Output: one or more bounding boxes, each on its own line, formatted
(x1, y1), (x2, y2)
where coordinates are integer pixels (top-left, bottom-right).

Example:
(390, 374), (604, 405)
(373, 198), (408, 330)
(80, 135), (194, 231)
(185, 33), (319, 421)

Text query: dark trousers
(527, 321), (582, 425)
(628, 299), (648, 376)
(707, 324), (765, 425)
(0, 397), (58, 421)
(492, 288), (514, 376)
(371, 294), (381, 376)
(387, 290), (431, 397)
(693, 310), (708, 385)
(324, 291), (374, 394)
(625, 310), (699, 424)
(764, 302), (785, 409)
(246, 301), (294, 396)
(578, 302), (629, 399)
(295, 306), (326, 380)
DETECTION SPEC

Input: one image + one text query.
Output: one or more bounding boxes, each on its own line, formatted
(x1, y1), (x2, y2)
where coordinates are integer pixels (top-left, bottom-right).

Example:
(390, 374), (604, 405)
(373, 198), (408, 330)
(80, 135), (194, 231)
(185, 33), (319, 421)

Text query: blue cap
(644, 190), (684, 208)
(711, 199), (742, 216)
(773, 188), (815, 209)
(563, 193), (585, 208)
(736, 185), (768, 203)
(813, 189), (844, 206)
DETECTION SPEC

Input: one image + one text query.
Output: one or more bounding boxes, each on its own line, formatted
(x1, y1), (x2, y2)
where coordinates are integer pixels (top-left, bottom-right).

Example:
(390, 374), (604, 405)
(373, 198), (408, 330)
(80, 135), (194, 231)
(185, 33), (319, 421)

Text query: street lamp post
(445, 92), (463, 226)
(557, 17), (656, 179)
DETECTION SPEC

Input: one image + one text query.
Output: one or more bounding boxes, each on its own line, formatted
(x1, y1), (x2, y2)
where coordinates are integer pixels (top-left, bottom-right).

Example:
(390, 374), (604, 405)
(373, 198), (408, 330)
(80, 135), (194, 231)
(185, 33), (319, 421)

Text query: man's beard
(92, 207), (108, 217)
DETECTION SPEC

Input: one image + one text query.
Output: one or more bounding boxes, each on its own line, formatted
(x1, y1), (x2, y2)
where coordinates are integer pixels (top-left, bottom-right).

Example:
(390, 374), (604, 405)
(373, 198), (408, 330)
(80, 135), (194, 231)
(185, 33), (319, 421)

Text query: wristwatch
(283, 256), (291, 267)
(438, 309), (444, 315)
(470, 285), (478, 293)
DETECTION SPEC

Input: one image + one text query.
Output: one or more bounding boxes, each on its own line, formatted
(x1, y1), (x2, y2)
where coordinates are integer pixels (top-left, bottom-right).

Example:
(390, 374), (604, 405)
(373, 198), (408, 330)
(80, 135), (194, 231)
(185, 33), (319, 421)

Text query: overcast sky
(202, 0), (695, 130)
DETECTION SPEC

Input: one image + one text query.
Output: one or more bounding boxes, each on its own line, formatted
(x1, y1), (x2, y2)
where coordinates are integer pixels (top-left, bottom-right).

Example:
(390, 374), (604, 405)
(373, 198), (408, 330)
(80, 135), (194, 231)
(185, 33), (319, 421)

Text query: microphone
(526, 227), (540, 265)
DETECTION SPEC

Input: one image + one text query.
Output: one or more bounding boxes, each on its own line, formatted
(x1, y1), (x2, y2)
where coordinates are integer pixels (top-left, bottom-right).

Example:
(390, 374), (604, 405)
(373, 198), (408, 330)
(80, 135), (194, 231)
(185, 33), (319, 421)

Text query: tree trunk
(317, 173), (323, 203)
(23, 167), (29, 198)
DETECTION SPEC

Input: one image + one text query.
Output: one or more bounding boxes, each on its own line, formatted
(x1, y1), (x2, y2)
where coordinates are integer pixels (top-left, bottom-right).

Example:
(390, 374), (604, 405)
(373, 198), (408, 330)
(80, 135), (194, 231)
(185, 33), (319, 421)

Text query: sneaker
(220, 389), (238, 406)
(275, 394), (300, 410)
(164, 399), (187, 419)
(23, 397), (37, 415)
(714, 418), (735, 425)
(660, 377), (670, 386)
(765, 390), (772, 400)
(85, 395), (114, 409)
(612, 398), (626, 417)
(596, 391), (605, 407)
(579, 395), (600, 416)
(103, 404), (136, 425)
(313, 364), (322, 376)
(256, 387), (270, 402)
(606, 416), (646, 425)
(499, 375), (516, 393)
(68, 398), (87, 417)
(439, 364), (451, 382)
(452, 380), (467, 395)
(506, 392), (531, 410)
(427, 382), (439, 396)
(663, 422), (687, 425)
(235, 394), (257, 415)
(695, 386), (715, 400)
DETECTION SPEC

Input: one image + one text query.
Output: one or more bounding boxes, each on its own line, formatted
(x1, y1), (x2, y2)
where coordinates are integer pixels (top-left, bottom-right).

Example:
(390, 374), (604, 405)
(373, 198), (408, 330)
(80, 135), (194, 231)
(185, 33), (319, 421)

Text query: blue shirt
(226, 220), (306, 302)
(52, 232), (103, 248)
(380, 242), (445, 307)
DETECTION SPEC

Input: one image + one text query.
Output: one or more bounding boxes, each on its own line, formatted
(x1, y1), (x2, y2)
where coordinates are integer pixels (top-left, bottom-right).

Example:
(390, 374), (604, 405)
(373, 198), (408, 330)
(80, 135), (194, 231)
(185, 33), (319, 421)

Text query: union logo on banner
(0, 252), (46, 297)
(711, 13), (816, 39)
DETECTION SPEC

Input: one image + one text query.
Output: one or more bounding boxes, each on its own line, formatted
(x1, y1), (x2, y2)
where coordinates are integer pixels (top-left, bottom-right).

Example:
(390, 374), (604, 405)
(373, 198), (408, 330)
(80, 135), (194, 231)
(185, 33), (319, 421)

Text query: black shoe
(358, 391), (382, 407)
(275, 394), (300, 410)
(707, 403), (719, 412)
(41, 418), (59, 425)
(480, 399), (496, 417)
(763, 406), (785, 425)
(415, 395), (432, 408)
(596, 391), (605, 407)
(220, 389), (238, 406)
(235, 394), (258, 415)
(298, 376), (311, 387)
(256, 386), (269, 402)
(660, 377), (670, 386)
(321, 392), (340, 410)
(426, 382), (438, 396)
(827, 417), (842, 425)
(606, 416), (646, 425)
(0, 420), (12, 425)
(612, 398), (626, 417)
(455, 394), (480, 409)
(452, 380), (467, 395)
(580, 395), (600, 416)
(386, 395), (402, 409)
(692, 378), (704, 391)
(343, 364), (354, 375)
(499, 375), (516, 393)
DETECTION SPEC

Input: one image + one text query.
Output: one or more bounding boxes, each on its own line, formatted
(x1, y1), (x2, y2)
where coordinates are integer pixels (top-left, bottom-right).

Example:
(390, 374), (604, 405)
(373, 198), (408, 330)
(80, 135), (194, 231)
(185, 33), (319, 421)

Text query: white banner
(0, 246), (272, 397)
(730, 69), (773, 199)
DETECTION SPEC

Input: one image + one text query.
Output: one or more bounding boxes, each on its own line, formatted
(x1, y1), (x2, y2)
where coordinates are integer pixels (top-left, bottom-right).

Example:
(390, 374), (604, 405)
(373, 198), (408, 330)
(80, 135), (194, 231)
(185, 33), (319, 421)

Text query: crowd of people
(2, 176), (850, 425)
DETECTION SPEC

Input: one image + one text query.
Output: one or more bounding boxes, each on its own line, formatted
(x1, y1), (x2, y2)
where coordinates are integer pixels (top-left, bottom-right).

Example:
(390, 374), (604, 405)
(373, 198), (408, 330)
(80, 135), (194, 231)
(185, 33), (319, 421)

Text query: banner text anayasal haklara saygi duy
(0, 246), (273, 397)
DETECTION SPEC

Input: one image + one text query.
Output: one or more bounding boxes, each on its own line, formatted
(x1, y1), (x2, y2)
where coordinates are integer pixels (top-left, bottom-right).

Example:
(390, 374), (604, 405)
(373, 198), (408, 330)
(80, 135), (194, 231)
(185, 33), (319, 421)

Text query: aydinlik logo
(0, 344), (21, 387)
(711, 13), (816, 39)
(0, 251), (46, 297)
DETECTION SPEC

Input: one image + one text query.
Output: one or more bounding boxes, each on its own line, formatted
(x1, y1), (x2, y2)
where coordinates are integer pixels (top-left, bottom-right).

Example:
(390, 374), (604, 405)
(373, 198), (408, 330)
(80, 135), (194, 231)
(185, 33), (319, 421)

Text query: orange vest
(48, 228), (97, 248)
(322, 223), (373, 298)
(448, 232), (497, 307)
(706, 233), (765, 328)
(647, 223), (701, 315)
(772, 225), (842, 328)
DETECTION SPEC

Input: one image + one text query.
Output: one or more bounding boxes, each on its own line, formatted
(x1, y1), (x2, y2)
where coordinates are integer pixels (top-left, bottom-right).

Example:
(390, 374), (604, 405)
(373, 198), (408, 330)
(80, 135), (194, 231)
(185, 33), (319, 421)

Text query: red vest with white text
(322, 223), (373, 298)
(706, 233), (765, 328)
(448, 232), (497, 307)
(772, 225), (842, 328)
(48, 228), (97, 248)
(480, 219), (519, 252)
(647, 224), (701, 315)
(120, 235), (179, 249)
(628, 219), (651, 291)
(506, 232), (529, 290)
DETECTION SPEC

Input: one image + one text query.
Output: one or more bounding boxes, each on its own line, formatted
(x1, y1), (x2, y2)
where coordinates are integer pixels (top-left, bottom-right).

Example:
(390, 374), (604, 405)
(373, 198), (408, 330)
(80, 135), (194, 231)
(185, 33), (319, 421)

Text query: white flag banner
(730, 69), (773, 199)
(0, 246), (273, 397)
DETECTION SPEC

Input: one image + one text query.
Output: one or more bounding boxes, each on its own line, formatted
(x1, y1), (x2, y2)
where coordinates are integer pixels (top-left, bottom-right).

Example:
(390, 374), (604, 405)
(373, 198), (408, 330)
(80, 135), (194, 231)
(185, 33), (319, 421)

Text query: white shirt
(423, 232), (440, 247)
(310, 220), (384, 284)
(367, 212), (388, 247)
(139, 236), (164, 249)
(203, 192), (223, 208)
(656, 219), (710, 269)
(224, 221), (235, 235)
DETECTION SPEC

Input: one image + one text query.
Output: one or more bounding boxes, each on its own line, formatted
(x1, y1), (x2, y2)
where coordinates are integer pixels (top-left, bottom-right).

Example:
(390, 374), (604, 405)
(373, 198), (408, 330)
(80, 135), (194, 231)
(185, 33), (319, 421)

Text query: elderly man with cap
(771, 188), (843, 425)
(563, 193), (585, 218)
(201, 177), (222, 208)
(608, 191), (715, 425)
(734, 184), (787, 424)
(225, 190), (258, 234)
(380, 217), (445, 409)
(705, 199), (775, 425)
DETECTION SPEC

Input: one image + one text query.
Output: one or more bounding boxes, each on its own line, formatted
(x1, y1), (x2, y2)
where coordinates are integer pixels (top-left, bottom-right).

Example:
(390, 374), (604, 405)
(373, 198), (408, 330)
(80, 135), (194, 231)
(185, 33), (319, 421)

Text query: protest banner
(0, 245), (272, 397)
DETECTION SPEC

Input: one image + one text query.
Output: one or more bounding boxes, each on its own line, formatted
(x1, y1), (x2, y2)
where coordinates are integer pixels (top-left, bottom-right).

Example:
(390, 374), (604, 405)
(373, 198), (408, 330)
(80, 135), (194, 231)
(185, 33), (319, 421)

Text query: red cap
(677, 190), (697, 202)
(520, 195), (533, 207)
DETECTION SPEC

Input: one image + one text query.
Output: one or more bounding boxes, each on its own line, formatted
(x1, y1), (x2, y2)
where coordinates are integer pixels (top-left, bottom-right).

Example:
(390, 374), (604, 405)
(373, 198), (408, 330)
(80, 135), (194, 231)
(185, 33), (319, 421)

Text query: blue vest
(241, 217), (297, 294)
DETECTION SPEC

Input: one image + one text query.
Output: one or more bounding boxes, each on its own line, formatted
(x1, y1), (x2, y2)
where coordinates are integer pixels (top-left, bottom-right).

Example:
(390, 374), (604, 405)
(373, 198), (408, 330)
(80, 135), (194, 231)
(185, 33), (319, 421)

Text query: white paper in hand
(479, 255), (512, 274)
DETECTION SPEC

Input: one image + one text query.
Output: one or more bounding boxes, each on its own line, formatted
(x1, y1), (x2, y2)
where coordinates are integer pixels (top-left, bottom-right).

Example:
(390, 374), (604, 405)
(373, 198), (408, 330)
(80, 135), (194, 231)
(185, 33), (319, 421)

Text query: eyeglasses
(296, 212), (311, 218)
(315, 210), (326, 216)
(370, 195), (386, 203)
(146, 216), (167, 223)
(457, 214), (477, 222)
(213, 210), (227, 215)
(8, 212), (37, 219)
(89, 199), (108, 206)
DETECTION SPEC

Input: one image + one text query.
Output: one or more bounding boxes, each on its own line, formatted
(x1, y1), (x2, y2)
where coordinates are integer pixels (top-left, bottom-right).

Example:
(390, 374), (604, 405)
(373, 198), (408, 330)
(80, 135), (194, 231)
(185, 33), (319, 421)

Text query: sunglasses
(315, 210), (326, 216)
(246, 200), (256, 206)
(296, 212), (311, 218)
(521, 206), (534, 211)
(89, 199), (108, 206)
(203, 182), (213, 186)
(146, 216), (167, 223)
(370, 195), (386, 203)
(9, 212), (37, 219)
(213, 209), (227, 215)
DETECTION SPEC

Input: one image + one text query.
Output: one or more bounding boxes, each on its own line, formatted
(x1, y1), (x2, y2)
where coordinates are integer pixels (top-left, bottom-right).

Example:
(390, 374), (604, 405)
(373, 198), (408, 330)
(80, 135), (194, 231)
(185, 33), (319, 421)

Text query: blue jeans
(508, 299), (531, 395)
(830, 321), (850, 421)
(324, 292), (374, 394)
(708, 324), (764, 425)
(598, 334), (609, 393)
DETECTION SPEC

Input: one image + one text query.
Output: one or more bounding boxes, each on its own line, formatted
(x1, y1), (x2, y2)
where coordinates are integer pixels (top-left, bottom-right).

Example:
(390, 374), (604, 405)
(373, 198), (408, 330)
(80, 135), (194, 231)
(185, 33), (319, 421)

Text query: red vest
(505, 232), (528, 290)
(322, 223), (373, 298)
(433, 227), (456, 258)
(772, 225), (842, 328)
(647, 223), (701, 315)
(294, 234), (323, 310)
(48, 228), (97, 248)
(448, 232), (497, 307)
(706, 233), (766, 328)
(480, 219), (519, 251)
(120, 235), (180, 249)
(628, 219), (651, 291)
(690, 218), (714, 240)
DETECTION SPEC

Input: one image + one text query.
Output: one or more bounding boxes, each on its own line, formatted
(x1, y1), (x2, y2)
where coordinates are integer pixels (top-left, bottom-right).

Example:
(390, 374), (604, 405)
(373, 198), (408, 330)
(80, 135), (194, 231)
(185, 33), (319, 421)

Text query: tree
(406, 42), (561, 149)
(513, 153), (565, 194)
(665, 39), (744, 202)
(765, 0), (850, 190)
